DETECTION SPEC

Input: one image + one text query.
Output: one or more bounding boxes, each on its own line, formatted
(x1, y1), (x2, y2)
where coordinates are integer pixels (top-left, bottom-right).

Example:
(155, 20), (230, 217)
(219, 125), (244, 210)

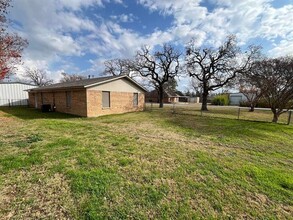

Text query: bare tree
(239, 79), (262, 112)
(104, 58), (131, 76)
(23, 67), (53, 86)
(60, 72), (85, 83)
(185, 35), (260, 111)
(130, 44), (181, 108)
(249, 57), (293, 123)
(189, 78), (202, 98)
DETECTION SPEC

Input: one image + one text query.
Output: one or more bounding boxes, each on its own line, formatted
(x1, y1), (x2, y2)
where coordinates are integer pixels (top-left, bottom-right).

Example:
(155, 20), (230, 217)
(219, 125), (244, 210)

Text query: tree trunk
(271, 108), (280, 123)
(158, 86), (164, 108)
(201, 92), (208, 111)
(272, 112), (279, 123)
(249, 104), (255, 112)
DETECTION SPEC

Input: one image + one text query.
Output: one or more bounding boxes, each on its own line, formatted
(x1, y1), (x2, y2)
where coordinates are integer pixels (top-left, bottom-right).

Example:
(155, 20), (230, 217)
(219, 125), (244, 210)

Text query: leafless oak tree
(249, 57), (293, 123)
(130, 44), (181, 108)
(185, 35), (260, 111)
(23, 67), (53, 86)
(104, 58), (131, 76)
(60, 72), (85, 82)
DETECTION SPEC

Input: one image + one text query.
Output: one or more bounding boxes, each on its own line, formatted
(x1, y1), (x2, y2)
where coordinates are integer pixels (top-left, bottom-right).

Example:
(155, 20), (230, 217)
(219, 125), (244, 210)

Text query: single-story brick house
(146, 90), (180, 103)
(27, 75), (147, 117)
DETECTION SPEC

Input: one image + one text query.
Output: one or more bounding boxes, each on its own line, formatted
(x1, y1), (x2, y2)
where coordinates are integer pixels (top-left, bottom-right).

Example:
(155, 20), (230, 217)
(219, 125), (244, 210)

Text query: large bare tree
(103, 58), (131, 76)
(23, 67), (53, 86)
(249, 57), (293, 123)
(130, 44), (181, 108)
(60, 72), (85, 82)
(185, 35), (260, 111)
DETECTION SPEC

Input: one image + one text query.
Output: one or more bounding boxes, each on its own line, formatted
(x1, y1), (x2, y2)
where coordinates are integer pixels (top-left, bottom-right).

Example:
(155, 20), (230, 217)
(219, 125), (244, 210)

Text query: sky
(7, 0), (293, 91)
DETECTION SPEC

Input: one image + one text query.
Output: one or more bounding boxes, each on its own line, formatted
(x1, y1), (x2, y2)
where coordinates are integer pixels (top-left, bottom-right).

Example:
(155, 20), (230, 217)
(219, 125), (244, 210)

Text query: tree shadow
(0, 107), (80, 120)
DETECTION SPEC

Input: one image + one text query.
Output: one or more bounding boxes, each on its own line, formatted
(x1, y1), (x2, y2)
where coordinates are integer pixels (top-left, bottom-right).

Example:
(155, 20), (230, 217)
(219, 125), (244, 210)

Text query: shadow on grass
(0, 106), (79, 120)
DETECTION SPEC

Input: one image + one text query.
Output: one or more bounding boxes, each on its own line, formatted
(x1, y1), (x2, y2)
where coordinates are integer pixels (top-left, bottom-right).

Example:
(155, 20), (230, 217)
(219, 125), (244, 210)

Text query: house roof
(28, 75), (148, 92)
(146, 89), (180, 98)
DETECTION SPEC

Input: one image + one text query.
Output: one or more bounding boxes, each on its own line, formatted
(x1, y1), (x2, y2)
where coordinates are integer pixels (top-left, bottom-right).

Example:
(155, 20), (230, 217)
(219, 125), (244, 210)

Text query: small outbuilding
(0, 82), (38, 106)
(27, 75), (146, 117)
(229, 93), (248, 106)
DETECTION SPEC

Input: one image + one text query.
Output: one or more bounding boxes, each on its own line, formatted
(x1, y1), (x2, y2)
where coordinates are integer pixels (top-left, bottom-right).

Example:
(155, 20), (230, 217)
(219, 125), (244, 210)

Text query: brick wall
(29, 89), (145, 117)
(87, 90), (145, 117)
(28, 90), (87, 116)
(28, 93), (35, 108)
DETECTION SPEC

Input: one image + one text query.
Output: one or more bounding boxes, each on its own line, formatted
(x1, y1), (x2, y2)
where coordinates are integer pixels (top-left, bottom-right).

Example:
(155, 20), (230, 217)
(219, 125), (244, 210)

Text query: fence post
(237, 107), (241, 120)
(288, 111), (292, 125)
(200, 110), (203, 116)
(172, 102), (175, 114)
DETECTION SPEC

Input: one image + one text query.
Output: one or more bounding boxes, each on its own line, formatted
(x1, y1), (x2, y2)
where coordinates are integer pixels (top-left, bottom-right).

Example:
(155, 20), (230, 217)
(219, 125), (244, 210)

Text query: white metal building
(0, 82), (38, 106)
(229, 93), (248, 106)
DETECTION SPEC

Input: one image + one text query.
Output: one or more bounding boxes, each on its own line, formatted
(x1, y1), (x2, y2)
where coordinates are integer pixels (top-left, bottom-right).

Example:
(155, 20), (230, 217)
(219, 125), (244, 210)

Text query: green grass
(0, 106), (292, 219)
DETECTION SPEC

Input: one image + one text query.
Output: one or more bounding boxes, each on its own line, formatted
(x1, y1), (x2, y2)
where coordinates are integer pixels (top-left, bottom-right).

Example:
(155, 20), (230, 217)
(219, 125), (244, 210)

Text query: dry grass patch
(0, 166), (76, 219)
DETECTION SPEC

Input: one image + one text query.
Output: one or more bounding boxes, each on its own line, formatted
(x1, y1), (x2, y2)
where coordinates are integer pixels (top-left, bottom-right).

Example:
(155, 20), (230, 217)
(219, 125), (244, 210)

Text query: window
(66, 91), (71, 107)
(102, 91), (110, 108)
(133, 93), (138, 106)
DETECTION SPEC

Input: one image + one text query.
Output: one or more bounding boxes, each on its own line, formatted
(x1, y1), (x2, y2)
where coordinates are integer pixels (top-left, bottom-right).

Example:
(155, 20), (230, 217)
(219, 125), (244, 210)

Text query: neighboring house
(27, 75), (146, 117)
(0, 82), (38, 106)
(189, 97), (200, 103)
(146, 90), (180, 103)
(229, 93), (248, 106)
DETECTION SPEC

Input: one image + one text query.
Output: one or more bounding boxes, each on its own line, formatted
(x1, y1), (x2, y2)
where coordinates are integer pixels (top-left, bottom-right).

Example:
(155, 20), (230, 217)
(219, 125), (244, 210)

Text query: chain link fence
(0, 99), (29, 107)
(145, 103), (293, 125)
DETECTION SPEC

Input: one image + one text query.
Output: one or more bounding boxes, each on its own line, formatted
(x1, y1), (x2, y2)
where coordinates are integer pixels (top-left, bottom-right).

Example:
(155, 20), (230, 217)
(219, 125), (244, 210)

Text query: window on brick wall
(66, 91), (71, 107)
(133, 93), (138, 106)
(102, 91), (110, 108)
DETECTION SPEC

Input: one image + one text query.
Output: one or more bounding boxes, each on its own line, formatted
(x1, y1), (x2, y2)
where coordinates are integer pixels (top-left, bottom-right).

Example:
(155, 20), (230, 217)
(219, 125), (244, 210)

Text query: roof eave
(85, 75), (148, 92)
(28, 86), (85, 92)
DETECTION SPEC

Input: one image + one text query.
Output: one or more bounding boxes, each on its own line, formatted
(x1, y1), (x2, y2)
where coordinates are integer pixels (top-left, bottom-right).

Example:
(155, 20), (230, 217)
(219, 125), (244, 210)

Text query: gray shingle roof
(28, 75), (147, 92)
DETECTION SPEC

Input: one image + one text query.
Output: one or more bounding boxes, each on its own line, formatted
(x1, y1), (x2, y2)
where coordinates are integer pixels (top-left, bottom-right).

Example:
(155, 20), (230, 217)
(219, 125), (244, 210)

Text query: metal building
(0, 82), (38, 106)
(229, 93), (248, 106)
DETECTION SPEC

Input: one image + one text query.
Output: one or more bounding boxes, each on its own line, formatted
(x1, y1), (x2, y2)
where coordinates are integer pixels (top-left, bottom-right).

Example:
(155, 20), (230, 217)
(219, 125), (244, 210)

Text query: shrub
(211, 94), (229, 106)
(239, 101), (250, 107)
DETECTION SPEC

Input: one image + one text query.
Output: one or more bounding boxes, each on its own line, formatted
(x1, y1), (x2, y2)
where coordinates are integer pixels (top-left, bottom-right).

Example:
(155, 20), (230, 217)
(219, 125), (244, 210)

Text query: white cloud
(7, 0), (293, 82)
(110, 13), (137, 23)
(268, 32), (293, 57)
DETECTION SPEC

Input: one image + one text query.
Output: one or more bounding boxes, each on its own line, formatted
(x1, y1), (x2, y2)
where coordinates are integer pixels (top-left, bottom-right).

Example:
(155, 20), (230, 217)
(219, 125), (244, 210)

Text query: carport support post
(288, 111), (292, 125)
(237, 107), (241, 120)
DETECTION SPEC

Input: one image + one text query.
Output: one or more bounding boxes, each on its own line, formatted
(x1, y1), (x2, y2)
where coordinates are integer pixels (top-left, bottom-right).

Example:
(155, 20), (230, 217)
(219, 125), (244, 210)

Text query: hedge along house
(27, 75), (147, 117)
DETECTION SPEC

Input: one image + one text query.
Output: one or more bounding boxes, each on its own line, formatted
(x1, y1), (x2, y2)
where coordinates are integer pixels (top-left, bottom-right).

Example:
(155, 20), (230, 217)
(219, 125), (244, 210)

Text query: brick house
(27, 75), (147, 117)
(146, 90), (180, 103)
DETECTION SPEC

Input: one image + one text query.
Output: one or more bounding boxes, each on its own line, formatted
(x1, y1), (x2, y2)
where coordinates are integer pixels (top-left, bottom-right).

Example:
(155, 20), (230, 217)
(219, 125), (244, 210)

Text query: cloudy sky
(8, 0), (293, 87)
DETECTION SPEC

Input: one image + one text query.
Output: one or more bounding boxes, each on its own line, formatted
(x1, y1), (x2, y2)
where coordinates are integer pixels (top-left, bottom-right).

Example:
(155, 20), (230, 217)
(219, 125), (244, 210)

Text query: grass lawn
(0, 107), (292, 219)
